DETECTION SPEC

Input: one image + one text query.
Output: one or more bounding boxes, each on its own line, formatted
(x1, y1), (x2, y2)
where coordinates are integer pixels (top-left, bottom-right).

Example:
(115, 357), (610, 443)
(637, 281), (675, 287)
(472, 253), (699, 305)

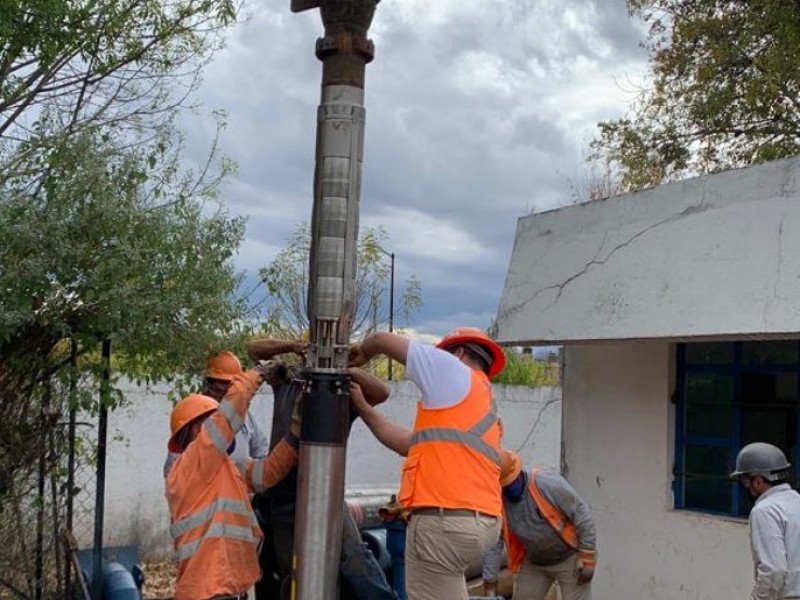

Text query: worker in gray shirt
(163, 350), (269, 477)
(731, 442), (800, 600)
(499, 450), (596, 600)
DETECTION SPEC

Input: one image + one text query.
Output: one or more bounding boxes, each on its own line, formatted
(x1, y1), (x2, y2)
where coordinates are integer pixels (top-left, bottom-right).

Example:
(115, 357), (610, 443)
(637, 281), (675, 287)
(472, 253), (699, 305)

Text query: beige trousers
(514, 554), (591, 600)
(405, 512), (501, 600)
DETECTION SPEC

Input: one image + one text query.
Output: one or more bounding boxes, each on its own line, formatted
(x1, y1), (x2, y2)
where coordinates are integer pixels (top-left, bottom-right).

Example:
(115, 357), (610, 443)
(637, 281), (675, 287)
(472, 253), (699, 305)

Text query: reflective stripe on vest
(170, 497), (258, 539)
(205, 418), (231, 455)
(528, 469), (578, 549)
(171, 496), (261, 563)
(176, 522), (259, 562)
(409, 399), (501, 465)
(400, 368), (502, 516)
(251, 458), (265, 490)
(232, 458), (248, 481)
(219, 399), (244, 433)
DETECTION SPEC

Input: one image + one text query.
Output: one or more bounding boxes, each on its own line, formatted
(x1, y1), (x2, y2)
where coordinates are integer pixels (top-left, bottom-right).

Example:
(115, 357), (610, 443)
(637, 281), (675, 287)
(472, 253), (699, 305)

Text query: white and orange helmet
(436, 327), (506, 378)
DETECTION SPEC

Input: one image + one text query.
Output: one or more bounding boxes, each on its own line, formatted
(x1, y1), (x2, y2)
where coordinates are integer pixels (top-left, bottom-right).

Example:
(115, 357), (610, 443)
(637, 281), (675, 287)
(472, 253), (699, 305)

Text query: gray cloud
(181, 0), (647, 336)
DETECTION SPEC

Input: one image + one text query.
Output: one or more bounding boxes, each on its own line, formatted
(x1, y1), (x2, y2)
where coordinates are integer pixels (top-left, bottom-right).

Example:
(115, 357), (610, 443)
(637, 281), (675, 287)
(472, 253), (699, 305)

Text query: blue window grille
(674, 341), (800, 517)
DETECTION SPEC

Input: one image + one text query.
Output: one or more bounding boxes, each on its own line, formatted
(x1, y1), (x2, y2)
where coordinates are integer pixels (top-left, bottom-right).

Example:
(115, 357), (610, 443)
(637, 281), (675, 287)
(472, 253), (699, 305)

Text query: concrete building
(494, 157), (800, 600)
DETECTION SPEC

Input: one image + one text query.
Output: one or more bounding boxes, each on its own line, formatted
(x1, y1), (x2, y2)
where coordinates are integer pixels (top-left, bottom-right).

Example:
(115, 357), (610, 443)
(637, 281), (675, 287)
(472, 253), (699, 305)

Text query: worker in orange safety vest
(499, 450), (597, 600)
(165, 365), (300, 600)
(349, 327), (506, 600)
(163, 350), (270, 477)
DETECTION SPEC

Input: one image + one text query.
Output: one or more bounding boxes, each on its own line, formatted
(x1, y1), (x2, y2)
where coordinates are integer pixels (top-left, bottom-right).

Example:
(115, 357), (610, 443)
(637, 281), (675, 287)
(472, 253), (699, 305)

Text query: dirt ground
(141, 560), (178, 600)
(139, 560), (558, 600)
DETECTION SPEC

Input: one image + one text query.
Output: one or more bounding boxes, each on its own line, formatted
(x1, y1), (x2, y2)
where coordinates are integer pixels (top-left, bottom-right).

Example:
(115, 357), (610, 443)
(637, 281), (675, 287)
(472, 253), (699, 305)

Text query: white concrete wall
(75, 379), (560, 560)
(563, 341), (752, 600)
(496, 156), (800, 345)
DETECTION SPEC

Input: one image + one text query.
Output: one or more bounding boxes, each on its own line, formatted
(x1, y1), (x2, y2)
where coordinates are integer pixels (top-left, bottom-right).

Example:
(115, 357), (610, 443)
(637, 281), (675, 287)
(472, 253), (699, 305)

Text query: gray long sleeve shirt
(503, 470), (596, 566)
(749, 483), (800, 600)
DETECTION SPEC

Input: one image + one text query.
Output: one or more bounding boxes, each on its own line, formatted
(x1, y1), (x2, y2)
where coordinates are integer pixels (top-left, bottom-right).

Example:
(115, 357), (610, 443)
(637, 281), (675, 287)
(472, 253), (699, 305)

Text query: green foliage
(591, 0), (800, 191)
(0, 3), (246, 589)
(259, 222), (424, 339)
(492, 349), (561, 387)
(0, 123), (246, 389)
(0, 0), (237, 147)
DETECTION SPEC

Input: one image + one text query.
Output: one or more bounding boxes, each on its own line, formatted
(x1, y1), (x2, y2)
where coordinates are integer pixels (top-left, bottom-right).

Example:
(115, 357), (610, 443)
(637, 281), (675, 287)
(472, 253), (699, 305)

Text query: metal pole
(376, 246), (394, 379)
(290, 2), (378, 599)
(384, 251), (395, 380)
(35, 385), (48, 600)
(65, 340), (77, 598)
(91, 339), (111, 600)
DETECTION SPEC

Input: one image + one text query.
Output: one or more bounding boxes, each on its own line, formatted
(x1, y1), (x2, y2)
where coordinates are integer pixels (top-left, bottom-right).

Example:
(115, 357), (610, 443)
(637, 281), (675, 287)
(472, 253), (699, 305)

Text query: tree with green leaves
(591, 0), (800, 192)
(0, 1), (246, 595)
(258, 221), (423, 341)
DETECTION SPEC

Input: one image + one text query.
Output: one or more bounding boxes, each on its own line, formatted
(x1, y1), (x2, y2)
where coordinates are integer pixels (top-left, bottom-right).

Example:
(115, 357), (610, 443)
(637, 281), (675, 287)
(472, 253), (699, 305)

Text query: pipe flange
(315, 33), (375, 62)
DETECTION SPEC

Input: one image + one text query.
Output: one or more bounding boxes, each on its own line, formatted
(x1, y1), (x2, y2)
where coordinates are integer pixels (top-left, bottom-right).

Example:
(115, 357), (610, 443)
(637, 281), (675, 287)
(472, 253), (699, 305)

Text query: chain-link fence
(0, 353), (107, 600)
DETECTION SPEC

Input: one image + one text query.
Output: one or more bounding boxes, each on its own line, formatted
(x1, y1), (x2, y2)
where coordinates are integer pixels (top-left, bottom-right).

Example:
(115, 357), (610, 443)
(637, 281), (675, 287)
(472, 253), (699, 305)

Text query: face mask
(503, 472), (526, 502)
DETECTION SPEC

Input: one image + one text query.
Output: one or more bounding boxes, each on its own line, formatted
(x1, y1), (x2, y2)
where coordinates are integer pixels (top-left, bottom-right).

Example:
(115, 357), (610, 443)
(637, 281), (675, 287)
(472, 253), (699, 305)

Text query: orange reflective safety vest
(504, 468), (578, 573)
(399, 368), (502, 516)
(166, 371), (265, 600)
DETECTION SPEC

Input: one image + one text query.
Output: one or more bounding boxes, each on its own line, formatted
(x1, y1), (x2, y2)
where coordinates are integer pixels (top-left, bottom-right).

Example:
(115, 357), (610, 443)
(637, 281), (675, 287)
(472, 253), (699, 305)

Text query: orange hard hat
(499, 449), (522, 487)
(205, 351), (243, 381)
(436, 327), (506, 378)
(168, 394), (218, 453)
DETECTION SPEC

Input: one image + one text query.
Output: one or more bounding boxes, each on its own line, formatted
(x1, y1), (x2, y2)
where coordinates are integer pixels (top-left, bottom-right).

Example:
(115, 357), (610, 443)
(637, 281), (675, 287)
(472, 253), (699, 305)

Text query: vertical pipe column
(291, 2), (378, 598)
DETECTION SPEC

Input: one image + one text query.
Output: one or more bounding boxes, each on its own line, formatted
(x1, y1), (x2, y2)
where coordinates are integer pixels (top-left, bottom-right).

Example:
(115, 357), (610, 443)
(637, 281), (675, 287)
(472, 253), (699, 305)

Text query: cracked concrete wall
(563, 342), (751, 600)
(495, 156), (800, 345)
(74, 378), (559, 560)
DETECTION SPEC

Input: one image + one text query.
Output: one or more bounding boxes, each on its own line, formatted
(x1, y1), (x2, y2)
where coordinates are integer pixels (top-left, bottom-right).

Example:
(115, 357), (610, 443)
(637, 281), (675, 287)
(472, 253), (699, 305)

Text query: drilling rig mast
(289, 1), (379, 598)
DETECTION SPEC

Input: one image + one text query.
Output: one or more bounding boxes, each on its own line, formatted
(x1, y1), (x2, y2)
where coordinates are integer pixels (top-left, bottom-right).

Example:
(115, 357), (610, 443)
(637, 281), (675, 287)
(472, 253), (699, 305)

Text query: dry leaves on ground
(141, 559), (177, 600)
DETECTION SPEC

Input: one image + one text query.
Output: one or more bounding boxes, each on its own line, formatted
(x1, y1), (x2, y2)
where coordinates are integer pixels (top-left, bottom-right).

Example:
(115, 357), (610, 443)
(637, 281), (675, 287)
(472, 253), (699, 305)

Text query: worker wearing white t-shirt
(349, 328), (506, 600)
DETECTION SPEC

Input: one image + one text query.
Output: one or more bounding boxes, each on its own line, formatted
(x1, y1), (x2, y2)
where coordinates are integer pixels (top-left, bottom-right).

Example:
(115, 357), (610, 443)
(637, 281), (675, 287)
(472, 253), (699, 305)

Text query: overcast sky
(185, 0), (649, 339)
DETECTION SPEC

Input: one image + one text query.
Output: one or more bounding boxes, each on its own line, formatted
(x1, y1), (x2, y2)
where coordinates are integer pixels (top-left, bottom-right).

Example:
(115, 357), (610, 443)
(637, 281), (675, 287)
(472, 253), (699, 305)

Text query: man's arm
(244, 439), (298, 493)
(542, 473), (597, 551)
(169, 371), (265, 485)
(348, 367), (390, 407)
(349, 332), (410, 367)
(244, 396), (303, 492)
(247, 338), (307, 362)
(350, 383), (411, 456)
(543, 472), (597, 583)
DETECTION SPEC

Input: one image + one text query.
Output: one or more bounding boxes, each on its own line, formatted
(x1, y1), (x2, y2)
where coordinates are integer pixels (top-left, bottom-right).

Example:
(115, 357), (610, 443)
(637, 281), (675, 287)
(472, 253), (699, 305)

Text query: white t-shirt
(405, 340), (473, 409)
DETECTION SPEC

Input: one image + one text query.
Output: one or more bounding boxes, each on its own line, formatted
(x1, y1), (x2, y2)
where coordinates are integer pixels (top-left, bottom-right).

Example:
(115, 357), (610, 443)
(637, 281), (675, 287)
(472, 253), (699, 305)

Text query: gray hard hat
(730, 442), (791, 481)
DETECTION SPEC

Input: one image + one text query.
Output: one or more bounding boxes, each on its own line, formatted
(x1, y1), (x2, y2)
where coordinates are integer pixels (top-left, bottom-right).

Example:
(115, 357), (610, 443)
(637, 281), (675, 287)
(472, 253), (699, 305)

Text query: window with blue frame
(675, 341), (800, 517)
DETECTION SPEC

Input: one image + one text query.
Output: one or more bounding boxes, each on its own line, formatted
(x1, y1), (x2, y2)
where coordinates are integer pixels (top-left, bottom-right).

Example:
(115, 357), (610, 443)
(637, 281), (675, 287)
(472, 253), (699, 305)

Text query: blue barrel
(101, 561), (141, 600)
(385, 521), (407, 600)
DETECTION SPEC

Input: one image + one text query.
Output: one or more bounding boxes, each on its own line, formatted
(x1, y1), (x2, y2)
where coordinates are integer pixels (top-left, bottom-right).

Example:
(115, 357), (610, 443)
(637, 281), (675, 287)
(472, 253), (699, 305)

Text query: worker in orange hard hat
(163, 350), (269, 478)
(165, 364), (301, 600)
(499, 449), (597, 600)
(348, 327), (506, 600)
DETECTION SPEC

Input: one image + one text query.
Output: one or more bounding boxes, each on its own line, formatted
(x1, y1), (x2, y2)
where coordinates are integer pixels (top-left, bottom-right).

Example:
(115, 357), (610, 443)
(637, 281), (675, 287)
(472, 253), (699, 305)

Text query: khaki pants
(514, 554), (591, 600)
(405, 512), (501, 600)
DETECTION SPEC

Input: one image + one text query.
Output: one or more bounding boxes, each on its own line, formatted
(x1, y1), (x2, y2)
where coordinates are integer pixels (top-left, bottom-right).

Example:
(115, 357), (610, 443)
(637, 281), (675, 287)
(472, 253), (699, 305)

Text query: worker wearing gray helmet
(731, 442), (800, 600)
